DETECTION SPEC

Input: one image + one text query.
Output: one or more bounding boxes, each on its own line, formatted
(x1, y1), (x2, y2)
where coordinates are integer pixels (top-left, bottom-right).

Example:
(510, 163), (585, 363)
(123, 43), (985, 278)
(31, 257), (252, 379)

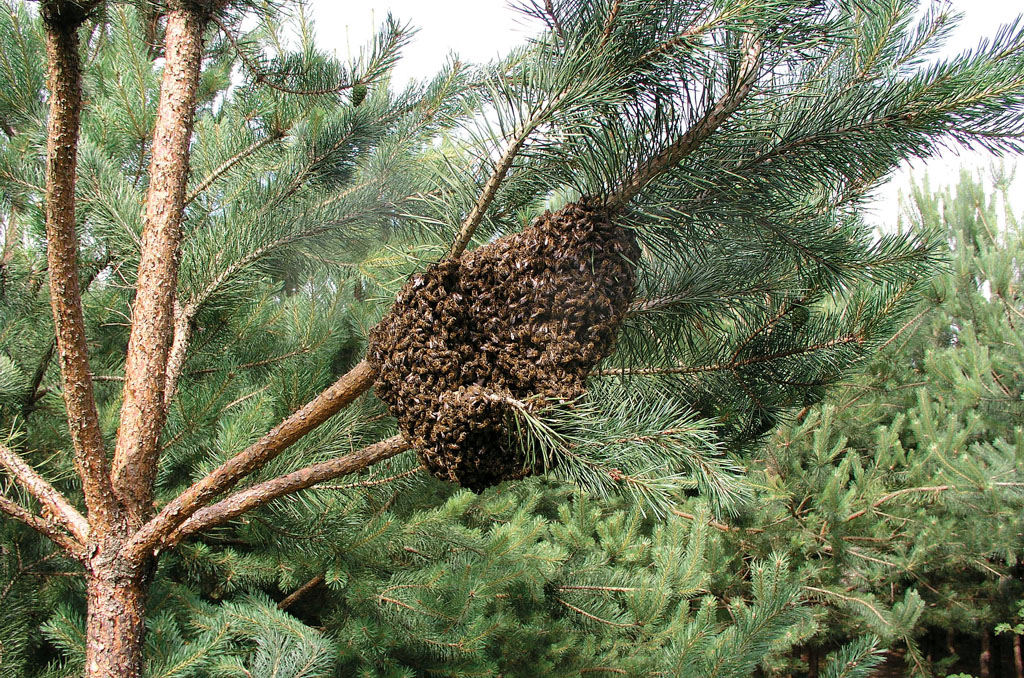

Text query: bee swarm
(368, 200), (639, 492)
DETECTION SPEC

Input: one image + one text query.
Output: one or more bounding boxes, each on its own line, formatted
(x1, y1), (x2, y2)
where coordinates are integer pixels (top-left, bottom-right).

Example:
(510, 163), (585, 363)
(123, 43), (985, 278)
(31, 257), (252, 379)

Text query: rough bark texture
(0, 442), (88, 543)
(112, 5), (206, 520)
(162, 301), (193, 407)
(0, 494), (84, 557)
(125, 360), (378, 561)
(83, 559), (150, 678)
(41, 4), (118, 530)
(170, 435), (410, 543)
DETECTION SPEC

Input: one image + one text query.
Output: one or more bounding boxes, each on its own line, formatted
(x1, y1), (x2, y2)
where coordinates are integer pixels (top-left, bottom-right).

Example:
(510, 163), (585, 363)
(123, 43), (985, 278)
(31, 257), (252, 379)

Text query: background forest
(0, 0), (1023, 677)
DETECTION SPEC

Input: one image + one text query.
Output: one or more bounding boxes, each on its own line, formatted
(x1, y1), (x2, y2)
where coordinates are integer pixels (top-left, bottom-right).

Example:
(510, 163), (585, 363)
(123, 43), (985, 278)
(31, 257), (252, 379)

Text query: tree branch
(161, 222), (342, 407)
(112, 5), (210, 520)
(40, 4), (118, 528)
(0, 443), (88, 543)
(123, 360), (379, 562)
(556, 597), (637, 628)
(608, 34), (763, 208)
(277, 573), (325, 611)
(0, 493), (84, 558)
(184, 130), (283, 206)
(597, 333), (864, 378)
(446, 120), (539, 259)
(0, 493), (84, 557)
(165, 434), (410, 547)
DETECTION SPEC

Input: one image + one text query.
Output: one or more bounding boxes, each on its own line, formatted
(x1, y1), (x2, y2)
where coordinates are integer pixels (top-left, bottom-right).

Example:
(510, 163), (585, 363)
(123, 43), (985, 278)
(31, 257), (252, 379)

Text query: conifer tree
(0, 0), (1023, 676)
(678, 170), (1024, 677)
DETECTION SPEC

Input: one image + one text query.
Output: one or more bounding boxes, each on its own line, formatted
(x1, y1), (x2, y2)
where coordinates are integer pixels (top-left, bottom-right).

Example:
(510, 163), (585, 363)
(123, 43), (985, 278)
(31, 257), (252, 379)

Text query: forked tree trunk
(84, 559), (152, 678)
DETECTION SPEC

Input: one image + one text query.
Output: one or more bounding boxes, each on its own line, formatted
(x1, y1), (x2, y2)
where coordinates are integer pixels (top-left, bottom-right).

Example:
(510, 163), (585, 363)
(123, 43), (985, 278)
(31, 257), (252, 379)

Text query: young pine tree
(678, 170), (1024, 678)
(1, 1), (1024, 676)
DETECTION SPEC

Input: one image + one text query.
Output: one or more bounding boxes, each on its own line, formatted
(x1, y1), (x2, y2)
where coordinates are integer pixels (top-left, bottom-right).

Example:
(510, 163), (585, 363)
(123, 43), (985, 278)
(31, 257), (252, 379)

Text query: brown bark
(0, 494), (84, 557)
(278, 573), (325, 611)
(168, 434), (410, 544)
(162, 300), (193, 407)
(0, 442), (88, 543)
(83, 558), (150, 678)
(981, 629), (992, 678)
(124, 360), (378, 562)
(1014, 633), (1023, 678)
(41, 2), (118, 530)
(112, 4), (208, 520)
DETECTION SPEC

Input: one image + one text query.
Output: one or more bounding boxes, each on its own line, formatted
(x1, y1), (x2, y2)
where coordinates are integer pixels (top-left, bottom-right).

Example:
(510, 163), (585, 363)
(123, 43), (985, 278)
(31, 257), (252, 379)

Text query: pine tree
(1, 0), (1024, 676)
(676, 169), (1024, 677)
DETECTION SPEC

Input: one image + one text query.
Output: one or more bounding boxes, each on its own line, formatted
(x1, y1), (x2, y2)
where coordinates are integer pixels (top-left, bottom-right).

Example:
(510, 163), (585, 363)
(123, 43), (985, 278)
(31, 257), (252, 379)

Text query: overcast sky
(306, 0), (1024, 224)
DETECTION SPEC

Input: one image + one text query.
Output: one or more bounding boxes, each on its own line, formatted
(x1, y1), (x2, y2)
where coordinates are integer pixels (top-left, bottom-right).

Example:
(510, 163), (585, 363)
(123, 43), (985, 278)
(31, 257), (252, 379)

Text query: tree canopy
(0, 1), (1023, 676)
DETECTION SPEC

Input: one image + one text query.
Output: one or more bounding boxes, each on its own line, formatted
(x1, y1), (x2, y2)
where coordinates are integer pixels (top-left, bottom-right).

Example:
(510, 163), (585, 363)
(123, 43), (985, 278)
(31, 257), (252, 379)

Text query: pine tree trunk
(84, 555), (152, 678)
(1013, 633), (1023, 678)
(980, 629), (992, 678)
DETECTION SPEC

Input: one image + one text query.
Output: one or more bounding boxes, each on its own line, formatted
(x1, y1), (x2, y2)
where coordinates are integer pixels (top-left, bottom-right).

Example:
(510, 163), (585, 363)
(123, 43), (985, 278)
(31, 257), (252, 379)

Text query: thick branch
(112, 5), (208, 519)
(40, 9), (117, 527)
(0, 493), (84, 558)
(608, 35), (763, 208)
(124, 360), (378, 562)
(167, 435), (409, 546)
(0, 443), (88, 543)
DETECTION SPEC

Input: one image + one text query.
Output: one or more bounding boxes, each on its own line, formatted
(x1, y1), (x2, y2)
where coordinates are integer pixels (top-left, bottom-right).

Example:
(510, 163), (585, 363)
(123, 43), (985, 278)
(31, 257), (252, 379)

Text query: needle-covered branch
(124, 360), (378, 562)
(39, 1), (117, 528)
(166, 435), (410, 545)
(0, 443), (88, 543)
(608, 33), (763, 207)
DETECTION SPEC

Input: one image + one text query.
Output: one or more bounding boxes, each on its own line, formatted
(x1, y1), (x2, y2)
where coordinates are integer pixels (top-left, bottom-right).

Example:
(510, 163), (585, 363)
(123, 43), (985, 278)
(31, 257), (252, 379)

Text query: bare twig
(556, 597), (637, 628)
(278, 573), (325, 611)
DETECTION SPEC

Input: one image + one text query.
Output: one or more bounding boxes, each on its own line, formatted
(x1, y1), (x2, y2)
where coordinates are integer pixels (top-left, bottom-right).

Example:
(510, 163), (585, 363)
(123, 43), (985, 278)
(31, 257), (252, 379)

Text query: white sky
(306, 0), (1024, 224)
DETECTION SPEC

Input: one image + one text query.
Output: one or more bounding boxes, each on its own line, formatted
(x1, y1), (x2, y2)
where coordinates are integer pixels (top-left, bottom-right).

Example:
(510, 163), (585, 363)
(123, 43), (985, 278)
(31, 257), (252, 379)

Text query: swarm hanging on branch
(368, 200), (639, 491)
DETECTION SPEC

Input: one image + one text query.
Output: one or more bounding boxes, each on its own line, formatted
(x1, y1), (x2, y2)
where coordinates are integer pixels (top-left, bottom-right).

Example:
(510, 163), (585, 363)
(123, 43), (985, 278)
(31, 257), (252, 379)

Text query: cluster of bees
(368, 200), (639, 491)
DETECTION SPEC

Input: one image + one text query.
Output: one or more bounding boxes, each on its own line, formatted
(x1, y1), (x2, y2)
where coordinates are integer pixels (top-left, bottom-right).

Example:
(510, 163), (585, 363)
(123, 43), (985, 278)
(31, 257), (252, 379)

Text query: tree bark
(112, 4), (207, 520)
(83, 558), (151, 678)
(1014, 633), (1023, 678)
(980, 629), (992, 678)
(41, 1), (118, 530)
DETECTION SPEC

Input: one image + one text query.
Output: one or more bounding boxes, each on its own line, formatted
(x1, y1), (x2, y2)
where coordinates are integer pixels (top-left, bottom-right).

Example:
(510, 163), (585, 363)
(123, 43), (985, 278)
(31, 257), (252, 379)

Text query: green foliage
(684, 169), (1024, 676)
(1, 0), (1024, 676)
